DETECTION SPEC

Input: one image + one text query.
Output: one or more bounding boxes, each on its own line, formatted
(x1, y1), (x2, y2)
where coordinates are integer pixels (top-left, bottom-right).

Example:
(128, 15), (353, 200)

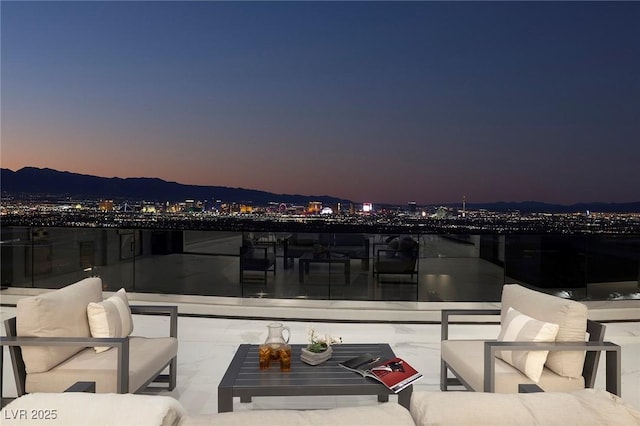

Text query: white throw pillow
(496, 307), (560, 382)
(87, 288), (134, 353)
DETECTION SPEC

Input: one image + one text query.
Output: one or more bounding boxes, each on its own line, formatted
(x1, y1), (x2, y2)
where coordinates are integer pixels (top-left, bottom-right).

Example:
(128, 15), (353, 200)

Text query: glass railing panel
(183, 230), (242, 255)
(418, 234), (505, 302)
(504, 234), (588, 298)
(90, 229), (136, 292)
(0, 226), (136, 291)
(585, 235), (640, 300)
(1, 226), (32, 288)
(2, 225), (637, 303)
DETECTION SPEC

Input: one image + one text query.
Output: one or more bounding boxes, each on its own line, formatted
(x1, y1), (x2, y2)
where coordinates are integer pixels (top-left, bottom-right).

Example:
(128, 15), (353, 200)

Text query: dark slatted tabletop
(218, 343), (412, 412)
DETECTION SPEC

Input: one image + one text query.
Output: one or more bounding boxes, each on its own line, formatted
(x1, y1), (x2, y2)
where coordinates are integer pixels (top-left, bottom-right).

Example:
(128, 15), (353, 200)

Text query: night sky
(2, 1), (639, 205)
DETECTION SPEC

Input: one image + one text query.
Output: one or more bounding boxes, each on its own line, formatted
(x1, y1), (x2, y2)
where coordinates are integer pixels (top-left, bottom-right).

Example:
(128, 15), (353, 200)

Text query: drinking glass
(279, 344), (292, 372)
(258, 344), (271, 370)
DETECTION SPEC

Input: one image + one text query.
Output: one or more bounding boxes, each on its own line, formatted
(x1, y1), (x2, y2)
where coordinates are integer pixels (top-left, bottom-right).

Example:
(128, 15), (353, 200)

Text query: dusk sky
(2, 1), (639, 205)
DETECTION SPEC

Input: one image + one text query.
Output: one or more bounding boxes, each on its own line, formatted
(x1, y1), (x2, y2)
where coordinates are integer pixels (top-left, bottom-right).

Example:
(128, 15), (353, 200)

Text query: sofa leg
(169, 357), (177, 391)
(440, 359), (448, 391)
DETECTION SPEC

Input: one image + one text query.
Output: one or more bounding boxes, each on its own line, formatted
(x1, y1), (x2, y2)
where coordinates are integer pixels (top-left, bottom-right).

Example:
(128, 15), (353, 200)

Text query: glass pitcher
(265, 322), (291, 357)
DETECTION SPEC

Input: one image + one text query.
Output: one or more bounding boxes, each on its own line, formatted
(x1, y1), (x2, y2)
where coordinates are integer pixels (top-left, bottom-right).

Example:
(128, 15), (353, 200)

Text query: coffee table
(218, 343), (412, 412)
(298, 252), (350, 284)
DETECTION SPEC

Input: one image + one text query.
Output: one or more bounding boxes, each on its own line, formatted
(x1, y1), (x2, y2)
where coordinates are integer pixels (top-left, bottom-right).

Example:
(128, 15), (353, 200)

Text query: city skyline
(2, 1), (639, 205)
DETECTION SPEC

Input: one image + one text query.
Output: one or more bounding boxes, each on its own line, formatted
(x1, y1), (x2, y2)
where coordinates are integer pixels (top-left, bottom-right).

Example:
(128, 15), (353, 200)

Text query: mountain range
(1, 167), (349, 206)
(2, 167), (640, 213)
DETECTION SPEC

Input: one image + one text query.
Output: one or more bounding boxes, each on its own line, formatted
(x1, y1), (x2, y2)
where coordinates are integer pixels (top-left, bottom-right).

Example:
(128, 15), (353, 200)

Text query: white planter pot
(300, 346), (333, 365)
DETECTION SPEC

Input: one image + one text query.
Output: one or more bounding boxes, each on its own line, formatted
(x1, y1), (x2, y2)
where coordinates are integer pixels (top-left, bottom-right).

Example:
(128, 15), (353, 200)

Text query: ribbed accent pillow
(496, 307), (559, 383)
(87, 288), (134, 353)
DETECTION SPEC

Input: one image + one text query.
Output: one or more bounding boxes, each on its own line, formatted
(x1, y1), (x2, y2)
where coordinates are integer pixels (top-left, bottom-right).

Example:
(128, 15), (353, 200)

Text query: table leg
(397, 386), (413, 410)
(217, 387), (233, 413)
(240, 396), (252, 403)
(299, 261), (305, 283)
(377, 394), (389, 403)
(345, 261), (350, 284)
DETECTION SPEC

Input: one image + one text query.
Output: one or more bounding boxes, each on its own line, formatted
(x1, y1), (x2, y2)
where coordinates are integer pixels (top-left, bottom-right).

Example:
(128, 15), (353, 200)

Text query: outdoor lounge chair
(239, 238), (276, 282)
(0, 278), (178, 401)
(373, 236), (419, 283)
(440, 284), (621, 395)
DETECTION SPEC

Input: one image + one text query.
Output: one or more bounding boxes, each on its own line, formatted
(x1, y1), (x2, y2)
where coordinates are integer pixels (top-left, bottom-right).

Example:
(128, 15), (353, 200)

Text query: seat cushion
(410, 389), (640, 426)
(25, 336), (178, 393)
(441, 340), (584, 393)
(501, 284), (588, 378)
(87, 288), (134, 353)
(496, 307), (559, 382)
(17, 277), (104, 373)
(0, 392), (186, 426)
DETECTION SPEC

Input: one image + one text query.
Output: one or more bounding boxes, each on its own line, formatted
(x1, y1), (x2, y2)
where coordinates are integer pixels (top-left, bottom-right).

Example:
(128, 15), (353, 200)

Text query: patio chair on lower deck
(440, 284), (621, 396)
(239, 238), (276, 282)
(373, 236), (419, 284)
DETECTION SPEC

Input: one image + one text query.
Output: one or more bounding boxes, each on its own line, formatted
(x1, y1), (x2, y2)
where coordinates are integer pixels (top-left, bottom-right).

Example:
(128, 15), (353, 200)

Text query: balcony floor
(2, 303), (639, 416)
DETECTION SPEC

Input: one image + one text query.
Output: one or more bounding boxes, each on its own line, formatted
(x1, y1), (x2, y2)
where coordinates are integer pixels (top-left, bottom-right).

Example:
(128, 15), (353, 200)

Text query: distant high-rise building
(408, 201), (417, 213)
(99, 200), (114, 212)
(308, 201), (322, 214)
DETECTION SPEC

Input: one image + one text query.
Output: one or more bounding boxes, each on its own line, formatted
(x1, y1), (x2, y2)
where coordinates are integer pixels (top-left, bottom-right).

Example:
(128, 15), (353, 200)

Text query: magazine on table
(338, 353), (422, 393)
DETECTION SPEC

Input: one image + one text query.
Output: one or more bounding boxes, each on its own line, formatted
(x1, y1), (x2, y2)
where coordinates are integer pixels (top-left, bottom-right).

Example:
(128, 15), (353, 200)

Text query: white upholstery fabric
(501, 284), (588, 378)
(16, 277), (103, 373)
(25, 336), (178, 393)
(496, 307), (559, 382)
(0, 392), (186, 426)
(183, 403), (415, 426)
(441, 340), (584, 393)
(87, 288), (134, 353)
(410, 389), (640, 426)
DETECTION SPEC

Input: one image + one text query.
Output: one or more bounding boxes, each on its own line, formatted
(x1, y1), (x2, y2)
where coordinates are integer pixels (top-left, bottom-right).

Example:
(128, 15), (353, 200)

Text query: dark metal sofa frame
(440, 309), (622, 396)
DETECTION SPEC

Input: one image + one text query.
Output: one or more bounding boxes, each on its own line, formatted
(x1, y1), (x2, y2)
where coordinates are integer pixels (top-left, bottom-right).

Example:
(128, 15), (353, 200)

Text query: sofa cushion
(496, 307), (559, 382)
(183, 403), (415, 426)
(441, 340), (584, 393)
(17, 277), (104, 374)
(25, 336), (178, 393)
(0, 392), (186, 426)
(87, 288), (134, 353)
(409, 389), (640, 426)
(501, 284), (588, 378)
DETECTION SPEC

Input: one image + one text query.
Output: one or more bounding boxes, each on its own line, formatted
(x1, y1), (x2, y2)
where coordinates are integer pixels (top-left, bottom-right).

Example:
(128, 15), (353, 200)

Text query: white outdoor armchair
(440, 284), (621, 395)
(0, 278), (178, 404)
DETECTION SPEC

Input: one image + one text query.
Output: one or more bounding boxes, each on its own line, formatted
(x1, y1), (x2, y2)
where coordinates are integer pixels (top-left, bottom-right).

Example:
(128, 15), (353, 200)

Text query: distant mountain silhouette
(2, 167), (639, 213)
(0, 167), (351, 206)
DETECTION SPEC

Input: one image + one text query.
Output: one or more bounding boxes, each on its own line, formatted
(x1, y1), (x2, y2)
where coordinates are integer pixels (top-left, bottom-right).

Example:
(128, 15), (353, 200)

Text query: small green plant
(307, 341), (329, 353)
(306, 327), (341, 353)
